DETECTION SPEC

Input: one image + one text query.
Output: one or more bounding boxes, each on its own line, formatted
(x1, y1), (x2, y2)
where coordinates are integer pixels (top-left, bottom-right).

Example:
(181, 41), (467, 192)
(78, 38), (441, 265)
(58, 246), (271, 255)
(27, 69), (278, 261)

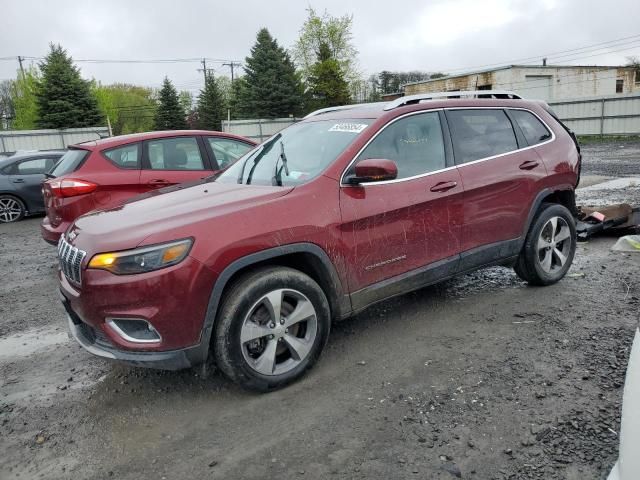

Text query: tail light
(48, 179), (98, 198)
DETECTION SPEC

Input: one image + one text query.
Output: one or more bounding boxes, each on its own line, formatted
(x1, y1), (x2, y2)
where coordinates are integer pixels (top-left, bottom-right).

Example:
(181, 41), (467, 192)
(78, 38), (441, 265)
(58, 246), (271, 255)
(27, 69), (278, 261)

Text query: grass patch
(577, 135), (640, 145)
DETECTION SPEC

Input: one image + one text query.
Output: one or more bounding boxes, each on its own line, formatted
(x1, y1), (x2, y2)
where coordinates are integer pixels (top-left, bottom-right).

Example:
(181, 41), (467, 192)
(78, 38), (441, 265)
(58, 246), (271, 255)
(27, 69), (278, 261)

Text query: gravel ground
(1, 141), (639, 480)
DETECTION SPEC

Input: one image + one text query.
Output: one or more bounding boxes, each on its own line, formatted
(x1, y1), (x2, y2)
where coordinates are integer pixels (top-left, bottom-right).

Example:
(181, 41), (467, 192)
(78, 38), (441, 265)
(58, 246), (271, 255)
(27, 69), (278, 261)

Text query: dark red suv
(58, 91), (581, 391)
(41, 130), (255, 244)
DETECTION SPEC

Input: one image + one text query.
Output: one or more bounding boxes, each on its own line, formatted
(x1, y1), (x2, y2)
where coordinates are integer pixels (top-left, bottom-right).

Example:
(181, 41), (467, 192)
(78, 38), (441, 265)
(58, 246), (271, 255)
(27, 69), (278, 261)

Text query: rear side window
(509, 110), (552, 146)
(447, 109), (518, 164)
(354, 111), (446, 179)
(103, 143), (140, 169)
(49, 149), (90, 177)
(146, 137), (205, 170)
(16, 157), (57, 174)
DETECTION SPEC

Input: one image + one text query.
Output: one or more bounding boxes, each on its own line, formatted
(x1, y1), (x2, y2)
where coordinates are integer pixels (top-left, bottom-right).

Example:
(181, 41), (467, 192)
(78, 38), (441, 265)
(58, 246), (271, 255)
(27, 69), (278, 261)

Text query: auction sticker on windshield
(329, 123), (368, 133)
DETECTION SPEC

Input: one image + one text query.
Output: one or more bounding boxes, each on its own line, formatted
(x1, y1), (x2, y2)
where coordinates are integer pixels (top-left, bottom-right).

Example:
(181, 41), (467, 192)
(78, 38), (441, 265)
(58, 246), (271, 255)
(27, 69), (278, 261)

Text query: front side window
(447, 109), (518, 164)
(510, 110), (552, 146)
(216, 119), (373, 186)
(147, 137), (205, 171)
(103, 143), (140, 169)
(350, 111), (446, 180)
(207, 137), (253, 169)
(16, 157), (57, 174)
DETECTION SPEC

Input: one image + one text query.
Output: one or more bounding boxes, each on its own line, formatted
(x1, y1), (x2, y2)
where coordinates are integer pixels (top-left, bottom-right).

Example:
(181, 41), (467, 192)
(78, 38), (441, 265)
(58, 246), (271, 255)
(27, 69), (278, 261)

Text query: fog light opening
(107, 318), (161, 344)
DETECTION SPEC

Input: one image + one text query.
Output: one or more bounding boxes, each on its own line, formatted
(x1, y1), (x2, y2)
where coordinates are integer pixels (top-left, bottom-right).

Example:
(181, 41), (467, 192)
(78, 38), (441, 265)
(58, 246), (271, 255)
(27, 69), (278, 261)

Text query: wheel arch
(199, 243), (350, 355)
(522, 187), (576, 239)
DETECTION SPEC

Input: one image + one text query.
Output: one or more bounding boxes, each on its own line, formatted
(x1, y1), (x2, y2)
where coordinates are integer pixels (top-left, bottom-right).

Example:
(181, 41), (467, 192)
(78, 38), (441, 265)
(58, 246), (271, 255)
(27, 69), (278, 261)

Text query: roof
(73, 130), (255, 149)
(0, 150), (65, 162)
(402, 64), (633, 87)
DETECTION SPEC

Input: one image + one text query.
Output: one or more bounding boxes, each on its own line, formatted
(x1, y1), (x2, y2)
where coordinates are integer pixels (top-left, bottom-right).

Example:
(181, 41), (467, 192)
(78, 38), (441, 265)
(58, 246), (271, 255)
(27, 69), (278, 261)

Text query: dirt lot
(1, 141), (640, 480)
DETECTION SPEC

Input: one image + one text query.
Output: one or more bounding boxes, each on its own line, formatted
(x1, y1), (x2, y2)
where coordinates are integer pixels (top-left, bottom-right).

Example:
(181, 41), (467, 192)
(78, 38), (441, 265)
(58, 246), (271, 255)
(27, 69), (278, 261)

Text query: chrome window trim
(339, 106), (556, 187)
(106, 318), (162, 344)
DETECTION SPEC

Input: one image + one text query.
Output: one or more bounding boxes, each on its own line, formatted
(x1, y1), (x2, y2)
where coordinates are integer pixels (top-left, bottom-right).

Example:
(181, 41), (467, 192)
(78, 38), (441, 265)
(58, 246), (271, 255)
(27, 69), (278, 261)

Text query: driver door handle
(430, 181), (458, 193)
(519, 160), (539, 170)
(147, 179), (171, 185)
(12, 178), (25, 184)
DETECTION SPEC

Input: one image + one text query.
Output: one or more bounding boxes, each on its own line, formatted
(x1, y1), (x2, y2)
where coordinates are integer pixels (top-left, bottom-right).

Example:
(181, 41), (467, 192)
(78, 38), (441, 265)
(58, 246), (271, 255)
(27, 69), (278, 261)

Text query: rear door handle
(519, 160), (539, 170)
(147, 179), (171, 185)
(12, 178), (25, 184)
(430, 181), (458, 193)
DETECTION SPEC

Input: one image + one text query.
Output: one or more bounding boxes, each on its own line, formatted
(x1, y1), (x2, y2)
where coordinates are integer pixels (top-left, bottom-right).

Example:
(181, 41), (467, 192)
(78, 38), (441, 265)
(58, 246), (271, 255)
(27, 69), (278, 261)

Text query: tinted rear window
(447, 109), (518, 164)
(510, 110), (552, 146)
(49, 149), (90, 177)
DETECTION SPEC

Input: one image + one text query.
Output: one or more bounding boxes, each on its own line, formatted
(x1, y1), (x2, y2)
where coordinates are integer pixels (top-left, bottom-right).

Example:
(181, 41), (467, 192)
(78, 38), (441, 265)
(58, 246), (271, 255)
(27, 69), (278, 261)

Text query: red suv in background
(41, 130), (255, 244)
(57, 91), (581, 392)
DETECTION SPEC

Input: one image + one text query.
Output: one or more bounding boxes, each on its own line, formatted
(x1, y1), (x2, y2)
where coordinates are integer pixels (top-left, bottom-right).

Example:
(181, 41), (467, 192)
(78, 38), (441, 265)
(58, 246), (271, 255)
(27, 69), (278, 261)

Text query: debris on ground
(611, 235), (640, 252)
(576, 204), (640, 240)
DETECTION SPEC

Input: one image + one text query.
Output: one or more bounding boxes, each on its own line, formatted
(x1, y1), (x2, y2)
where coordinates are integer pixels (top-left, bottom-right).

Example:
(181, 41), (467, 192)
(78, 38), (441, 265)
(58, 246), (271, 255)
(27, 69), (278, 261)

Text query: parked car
(0, 150), (65, 223)
(608, 327), (640, 480)
(41, 130), (256, 243)
(57, 91), (581, 391)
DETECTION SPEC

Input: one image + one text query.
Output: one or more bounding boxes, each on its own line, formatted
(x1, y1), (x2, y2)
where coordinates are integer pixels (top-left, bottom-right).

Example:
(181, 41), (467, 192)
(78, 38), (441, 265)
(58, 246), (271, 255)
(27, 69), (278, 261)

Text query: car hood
(69, 180), (293, 253)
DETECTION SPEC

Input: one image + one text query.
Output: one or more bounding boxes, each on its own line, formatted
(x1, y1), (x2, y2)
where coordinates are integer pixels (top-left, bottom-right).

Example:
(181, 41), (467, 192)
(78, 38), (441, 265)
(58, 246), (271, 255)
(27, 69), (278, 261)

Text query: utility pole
(200, 58), (208, 83)
(223, 61), (241, 82)
(17, 56), (25, 80)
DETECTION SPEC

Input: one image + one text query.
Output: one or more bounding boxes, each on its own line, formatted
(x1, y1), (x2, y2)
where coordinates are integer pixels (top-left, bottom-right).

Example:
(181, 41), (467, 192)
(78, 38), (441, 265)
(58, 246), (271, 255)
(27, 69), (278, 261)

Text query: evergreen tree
(306, 42), (351, 111)
(228, 76), (249, 119)
(240, 28), (304, 118)
(36, 44), (102, 128)
(197, 73), (226, 130)
(154, 77), (187, 130)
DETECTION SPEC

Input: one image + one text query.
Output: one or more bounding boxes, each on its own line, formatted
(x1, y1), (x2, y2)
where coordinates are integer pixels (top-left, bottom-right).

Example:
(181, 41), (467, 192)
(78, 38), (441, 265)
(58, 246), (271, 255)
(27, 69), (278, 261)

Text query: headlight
(88, 239), (193, 275)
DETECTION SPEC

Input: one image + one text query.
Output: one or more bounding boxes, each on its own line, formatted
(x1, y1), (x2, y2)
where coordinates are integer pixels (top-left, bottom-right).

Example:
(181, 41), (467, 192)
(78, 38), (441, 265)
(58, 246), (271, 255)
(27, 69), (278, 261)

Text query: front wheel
(514, 203), (577, 286)
(213, 266), (331, 392)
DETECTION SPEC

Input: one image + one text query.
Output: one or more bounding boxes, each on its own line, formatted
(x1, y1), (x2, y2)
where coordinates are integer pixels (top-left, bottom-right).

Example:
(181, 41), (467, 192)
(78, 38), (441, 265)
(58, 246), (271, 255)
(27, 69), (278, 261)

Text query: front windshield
(216, 119), (373, 186)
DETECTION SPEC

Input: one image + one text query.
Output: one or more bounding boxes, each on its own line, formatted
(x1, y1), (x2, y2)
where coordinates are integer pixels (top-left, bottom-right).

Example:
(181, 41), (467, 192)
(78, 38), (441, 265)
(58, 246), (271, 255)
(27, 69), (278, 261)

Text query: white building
(403, 65), (640, 102)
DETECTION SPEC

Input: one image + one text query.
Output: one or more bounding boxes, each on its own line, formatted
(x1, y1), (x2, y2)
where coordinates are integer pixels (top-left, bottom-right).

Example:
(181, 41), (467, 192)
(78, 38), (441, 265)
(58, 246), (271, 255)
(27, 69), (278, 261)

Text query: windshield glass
(216, 119), (373, 186)
(49, 148), (90, 177)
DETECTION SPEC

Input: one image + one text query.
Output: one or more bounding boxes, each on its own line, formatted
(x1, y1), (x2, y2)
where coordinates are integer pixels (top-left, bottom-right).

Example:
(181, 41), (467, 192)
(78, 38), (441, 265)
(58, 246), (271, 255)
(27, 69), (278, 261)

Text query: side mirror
(346, 158), (398, 184)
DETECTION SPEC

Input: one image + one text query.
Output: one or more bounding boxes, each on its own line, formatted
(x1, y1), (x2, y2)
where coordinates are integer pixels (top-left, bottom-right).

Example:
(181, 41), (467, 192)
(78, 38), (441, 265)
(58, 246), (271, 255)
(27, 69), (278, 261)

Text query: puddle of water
(0, 327), (69, 359)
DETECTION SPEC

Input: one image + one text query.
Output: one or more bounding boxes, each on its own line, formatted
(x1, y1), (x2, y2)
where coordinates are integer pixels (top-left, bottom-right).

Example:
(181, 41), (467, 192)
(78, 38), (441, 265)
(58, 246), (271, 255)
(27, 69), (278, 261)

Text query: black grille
(57, 236), (86, 284)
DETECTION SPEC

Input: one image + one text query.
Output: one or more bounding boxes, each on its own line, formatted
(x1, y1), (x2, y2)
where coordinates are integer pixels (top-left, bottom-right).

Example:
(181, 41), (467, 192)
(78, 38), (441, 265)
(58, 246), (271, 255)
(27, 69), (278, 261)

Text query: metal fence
(222, 118), (299, 142)
(547, 93), (640, 136)
(0, 127), (110, 153)
(221, 94), (640, 141)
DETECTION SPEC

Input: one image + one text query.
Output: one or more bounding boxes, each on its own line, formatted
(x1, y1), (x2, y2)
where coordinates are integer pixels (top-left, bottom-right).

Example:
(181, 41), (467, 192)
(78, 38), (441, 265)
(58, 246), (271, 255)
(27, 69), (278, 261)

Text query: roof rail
(383, 90), (522, 111)
(303, 101), (387, 119)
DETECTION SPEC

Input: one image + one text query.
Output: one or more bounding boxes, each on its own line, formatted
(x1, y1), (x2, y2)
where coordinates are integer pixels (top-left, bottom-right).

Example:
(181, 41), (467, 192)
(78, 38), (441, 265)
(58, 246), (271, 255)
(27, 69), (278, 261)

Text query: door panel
(446, 108), (548, 255)
(340, 170), (463, 293)
(9, 157), (57, 211)
(339, 110), (463, 296)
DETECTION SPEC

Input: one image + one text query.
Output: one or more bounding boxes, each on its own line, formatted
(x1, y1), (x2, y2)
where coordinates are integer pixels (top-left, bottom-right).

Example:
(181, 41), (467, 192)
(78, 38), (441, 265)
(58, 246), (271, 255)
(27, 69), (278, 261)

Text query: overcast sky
(1, 0), (639, 94)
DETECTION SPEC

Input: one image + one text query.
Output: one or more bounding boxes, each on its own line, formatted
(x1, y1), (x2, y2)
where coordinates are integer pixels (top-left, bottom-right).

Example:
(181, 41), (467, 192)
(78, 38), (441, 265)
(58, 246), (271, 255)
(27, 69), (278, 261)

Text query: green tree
(228, 76), (249, 119)
(306, 42), (351, 111)
(0, 80), (15, 129)
(11, 67), (40, 130)
(197, 73), (226, 130)
(93, 82), (156, 135)
(240, 28), (304, 118)
(36, 44), (102, 128)
(154, 77), (187, 130)
(293, 8), (359, 85)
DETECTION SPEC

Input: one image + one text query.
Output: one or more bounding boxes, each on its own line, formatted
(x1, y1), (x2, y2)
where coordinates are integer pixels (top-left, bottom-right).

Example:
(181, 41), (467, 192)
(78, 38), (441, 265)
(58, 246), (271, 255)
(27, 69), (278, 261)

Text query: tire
(0, 195), (26, 223)
(213, 266), (331, 392)
(514, 203), (577, 286)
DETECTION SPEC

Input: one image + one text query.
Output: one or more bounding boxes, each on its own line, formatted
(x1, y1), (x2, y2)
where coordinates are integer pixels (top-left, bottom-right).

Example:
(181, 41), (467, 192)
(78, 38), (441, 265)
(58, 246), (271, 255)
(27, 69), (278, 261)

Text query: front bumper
(63, 295), (207, 370)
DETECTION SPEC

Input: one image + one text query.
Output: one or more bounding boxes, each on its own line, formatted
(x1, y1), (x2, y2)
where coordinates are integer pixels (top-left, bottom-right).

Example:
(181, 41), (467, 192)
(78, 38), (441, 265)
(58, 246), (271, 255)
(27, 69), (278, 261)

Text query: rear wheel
(213, 266), (330, 392)
(0, 195), (26, 223)
(515, 203), (576, 286)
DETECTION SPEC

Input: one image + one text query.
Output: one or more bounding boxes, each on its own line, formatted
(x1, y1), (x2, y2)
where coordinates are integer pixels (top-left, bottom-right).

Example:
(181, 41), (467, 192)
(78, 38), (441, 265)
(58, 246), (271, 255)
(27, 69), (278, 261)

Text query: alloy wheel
(536, 216), (572, 273)
(240, 288), (318, 376)
(0, 197), (23, 223)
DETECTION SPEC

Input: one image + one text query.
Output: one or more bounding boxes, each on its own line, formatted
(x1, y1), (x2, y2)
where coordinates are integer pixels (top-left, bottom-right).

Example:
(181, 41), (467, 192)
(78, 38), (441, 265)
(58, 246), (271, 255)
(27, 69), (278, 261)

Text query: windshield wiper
(273, 141), (290, 186)
(242, 134), (281, 185)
